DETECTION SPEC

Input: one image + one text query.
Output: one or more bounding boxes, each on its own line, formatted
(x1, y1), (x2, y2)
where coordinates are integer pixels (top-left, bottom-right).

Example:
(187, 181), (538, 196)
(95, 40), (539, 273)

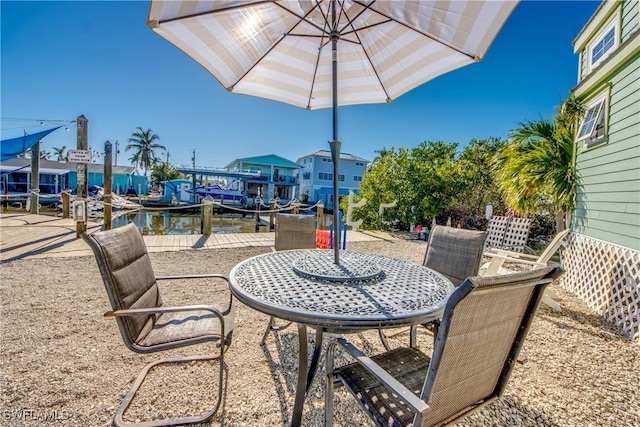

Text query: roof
(0, 158), (137, 175)
(225, 154), (301, 169)
(297, 150), (370, 163)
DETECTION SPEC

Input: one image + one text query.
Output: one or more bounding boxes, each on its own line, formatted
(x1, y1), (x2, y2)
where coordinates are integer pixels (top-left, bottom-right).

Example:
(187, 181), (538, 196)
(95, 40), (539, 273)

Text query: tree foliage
(346, 139), (507, 230)
(492, 97), (583, 231)
(126, 127), (166, 175)
(150, 162), (182, 185)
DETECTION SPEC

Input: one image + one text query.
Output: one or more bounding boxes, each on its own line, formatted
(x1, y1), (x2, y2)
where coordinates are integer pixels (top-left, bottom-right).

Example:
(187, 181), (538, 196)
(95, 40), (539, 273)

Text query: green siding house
(560, 0), (639, 342)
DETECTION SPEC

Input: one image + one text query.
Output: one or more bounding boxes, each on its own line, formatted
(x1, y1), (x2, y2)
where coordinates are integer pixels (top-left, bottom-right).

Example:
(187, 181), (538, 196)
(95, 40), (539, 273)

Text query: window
(588, 18), (618, 72)
(319, 172), (333, 180)
(355, 162), (364, 167)
(302, 172), (311, 180)
(322, 158), (332, 163)
(354, 176), (362, 182)
(577, 92), (607, 147)
(338, 174), (345, 182)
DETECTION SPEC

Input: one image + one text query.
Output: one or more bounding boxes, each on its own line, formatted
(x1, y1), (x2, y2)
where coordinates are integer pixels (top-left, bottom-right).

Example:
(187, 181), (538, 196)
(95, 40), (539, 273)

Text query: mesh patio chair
(261, 213), (317, 344)
(83, 223), (235, 427)
(380, 226), (488, 349)
(480, 229), (570, 312)
(326, 266), (564, 427)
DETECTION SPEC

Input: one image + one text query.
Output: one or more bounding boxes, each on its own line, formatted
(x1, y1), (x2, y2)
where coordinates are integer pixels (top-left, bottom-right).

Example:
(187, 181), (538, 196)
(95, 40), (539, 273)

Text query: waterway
(113, 210), (266, 235)
(0, 205), (268, 236)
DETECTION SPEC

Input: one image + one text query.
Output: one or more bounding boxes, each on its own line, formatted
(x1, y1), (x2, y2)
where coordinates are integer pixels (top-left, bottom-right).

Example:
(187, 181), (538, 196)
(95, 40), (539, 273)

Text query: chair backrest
(274, 213), (316, 251)
(485, 216), (532, 253)
(423, 225), (488, 286)
(419, 266), (563, 426)
(536, 229), (570, 264)
(83, 223), (161, 346)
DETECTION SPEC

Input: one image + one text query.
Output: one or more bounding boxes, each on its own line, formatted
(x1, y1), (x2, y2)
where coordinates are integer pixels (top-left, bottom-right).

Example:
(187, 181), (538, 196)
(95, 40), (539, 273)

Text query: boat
(186, 184), (245, 206)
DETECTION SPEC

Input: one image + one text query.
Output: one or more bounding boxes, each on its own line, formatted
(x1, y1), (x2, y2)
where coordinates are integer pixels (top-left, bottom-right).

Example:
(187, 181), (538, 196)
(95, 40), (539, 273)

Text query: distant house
(0, 157), (147, 198)
(225, 154), (301, 204)
(297, 150), (370, 209)
(560, 0), (639, 342)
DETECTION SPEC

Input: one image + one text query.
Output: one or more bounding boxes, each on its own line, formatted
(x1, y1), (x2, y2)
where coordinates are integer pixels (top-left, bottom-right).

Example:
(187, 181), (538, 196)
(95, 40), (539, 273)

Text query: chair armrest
(154, 275), (234, 314)
(489, 249), (538, 261)
(105, 304), (223, 320)
(328, 337), (430, 416)
(486, 253), (546, 267)
(155, 274), (230, 283)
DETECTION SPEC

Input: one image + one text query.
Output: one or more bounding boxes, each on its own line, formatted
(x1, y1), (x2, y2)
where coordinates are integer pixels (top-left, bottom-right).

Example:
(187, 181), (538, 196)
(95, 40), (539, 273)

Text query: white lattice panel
(559, 233), (640, 343)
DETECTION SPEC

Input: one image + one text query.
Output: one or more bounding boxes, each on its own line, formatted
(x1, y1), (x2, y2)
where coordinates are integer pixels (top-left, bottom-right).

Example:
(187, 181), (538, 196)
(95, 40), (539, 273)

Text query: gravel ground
(1, 238), (638, 427)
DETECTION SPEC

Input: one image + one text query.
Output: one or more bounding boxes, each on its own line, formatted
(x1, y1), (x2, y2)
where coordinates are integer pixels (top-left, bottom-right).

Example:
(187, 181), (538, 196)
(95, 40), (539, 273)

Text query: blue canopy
(0, 126), (62, 161)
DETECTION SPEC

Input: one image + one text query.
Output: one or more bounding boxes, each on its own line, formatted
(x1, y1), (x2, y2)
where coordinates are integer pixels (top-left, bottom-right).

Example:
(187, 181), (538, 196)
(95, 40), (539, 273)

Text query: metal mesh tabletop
(229, 250), (453, 330)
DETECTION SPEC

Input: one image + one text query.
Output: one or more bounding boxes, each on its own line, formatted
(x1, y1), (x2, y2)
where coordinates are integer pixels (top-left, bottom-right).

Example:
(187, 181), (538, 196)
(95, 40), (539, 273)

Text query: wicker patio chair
(480, 229), (570, 312)
(326, 266), (564, 427)
(83, 223), (235, 427)
(380, 226), (487, 349)
(261, 213), (317, 344)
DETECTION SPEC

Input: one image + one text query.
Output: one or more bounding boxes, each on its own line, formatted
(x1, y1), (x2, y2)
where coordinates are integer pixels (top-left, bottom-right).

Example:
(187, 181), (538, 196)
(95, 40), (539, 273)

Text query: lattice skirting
(559, 233), (639, 343)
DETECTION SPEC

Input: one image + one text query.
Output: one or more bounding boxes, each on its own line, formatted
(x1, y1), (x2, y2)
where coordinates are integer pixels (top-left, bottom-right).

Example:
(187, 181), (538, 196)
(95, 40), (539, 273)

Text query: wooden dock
(0, 213), (388, 262)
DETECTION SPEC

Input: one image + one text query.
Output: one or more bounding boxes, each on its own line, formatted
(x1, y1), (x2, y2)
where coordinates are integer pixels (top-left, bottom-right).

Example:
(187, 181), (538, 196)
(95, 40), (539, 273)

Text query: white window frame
(587, 16), (619, 73)
(576, 90), (608, 148)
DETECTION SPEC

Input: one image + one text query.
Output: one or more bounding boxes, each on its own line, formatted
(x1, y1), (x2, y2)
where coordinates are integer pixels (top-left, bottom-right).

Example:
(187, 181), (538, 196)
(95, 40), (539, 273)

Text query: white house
(297, 150), (369, 209)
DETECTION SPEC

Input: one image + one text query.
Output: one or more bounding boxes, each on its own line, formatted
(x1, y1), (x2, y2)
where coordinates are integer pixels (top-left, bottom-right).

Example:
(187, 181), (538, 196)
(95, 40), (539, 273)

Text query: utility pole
(191, 150), (197, 204)
(114, 140), (120, 166)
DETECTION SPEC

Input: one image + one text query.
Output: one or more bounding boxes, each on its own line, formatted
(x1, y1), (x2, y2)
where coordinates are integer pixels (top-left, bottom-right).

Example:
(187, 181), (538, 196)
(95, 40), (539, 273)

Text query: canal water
(1, 205), (267, 236)
(112, 210), (266, 235)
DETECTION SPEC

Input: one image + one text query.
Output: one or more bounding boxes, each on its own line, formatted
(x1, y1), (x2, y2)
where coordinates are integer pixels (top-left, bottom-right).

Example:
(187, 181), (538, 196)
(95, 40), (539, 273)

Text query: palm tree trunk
(555, 210), (566, 233)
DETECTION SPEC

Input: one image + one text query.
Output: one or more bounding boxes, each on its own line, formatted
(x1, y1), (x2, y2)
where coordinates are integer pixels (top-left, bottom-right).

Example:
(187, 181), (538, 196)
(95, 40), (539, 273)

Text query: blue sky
(1, 1), (600, 169)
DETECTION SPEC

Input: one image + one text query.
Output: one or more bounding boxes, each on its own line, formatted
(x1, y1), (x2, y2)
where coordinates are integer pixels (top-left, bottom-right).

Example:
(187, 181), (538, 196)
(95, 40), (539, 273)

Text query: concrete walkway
(0, 213), (394, 262)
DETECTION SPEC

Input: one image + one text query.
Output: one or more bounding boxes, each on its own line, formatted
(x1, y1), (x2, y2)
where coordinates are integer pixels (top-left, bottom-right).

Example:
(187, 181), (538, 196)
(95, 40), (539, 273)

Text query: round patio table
(229, 249), (453, 427)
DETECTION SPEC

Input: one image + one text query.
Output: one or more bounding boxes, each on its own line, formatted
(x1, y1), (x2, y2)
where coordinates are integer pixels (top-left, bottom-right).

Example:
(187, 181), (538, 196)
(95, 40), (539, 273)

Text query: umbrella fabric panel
(148, 0), (518, 110)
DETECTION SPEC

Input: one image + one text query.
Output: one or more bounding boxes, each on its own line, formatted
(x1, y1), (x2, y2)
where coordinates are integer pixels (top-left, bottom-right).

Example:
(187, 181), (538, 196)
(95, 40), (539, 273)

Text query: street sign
(68, 149), (92, 163)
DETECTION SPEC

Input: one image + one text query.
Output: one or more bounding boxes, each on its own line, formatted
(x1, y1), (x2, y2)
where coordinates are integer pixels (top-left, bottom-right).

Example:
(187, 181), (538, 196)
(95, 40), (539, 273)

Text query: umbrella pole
(330, 0), (340, 265)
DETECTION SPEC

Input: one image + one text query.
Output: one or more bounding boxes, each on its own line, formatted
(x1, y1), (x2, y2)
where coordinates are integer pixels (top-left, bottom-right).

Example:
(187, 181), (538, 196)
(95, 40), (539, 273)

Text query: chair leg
(325, 343), (337, 427)
(113, 354), (224, 427)
(261, 316), (293, 345)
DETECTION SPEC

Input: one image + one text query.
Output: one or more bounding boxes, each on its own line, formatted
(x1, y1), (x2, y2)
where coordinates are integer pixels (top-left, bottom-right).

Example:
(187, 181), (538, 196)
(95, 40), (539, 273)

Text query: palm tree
(126, 127), (166, 175)
(52, 145), (67, 161)
(493, 97), (583, 232)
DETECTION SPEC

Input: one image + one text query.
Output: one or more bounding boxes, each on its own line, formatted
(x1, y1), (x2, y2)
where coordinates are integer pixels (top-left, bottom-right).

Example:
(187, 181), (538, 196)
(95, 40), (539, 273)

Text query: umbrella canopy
(147, 0), (518, 264)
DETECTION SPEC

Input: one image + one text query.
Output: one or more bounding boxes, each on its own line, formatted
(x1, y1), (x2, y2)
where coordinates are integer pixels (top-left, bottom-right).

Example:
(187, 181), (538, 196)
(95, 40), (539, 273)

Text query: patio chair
(83, 223), (235, 427)
(326, 266), (564, 427)
(380, 226), (487, 349)
(485, 215), (533, 253)
(480, 229), (570, 312)
(261, 213), (317, 344)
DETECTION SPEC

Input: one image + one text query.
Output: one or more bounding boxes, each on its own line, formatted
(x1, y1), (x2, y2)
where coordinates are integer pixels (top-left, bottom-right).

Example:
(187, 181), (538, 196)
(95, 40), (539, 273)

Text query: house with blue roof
(225, 154), (301, 204)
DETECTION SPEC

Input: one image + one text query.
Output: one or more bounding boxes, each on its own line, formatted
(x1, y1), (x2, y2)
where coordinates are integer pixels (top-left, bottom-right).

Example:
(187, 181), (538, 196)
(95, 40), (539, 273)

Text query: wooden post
(29, 142), (40, 214)
(202, 196), (213, 235)
(317, 201), (324, 230)
(269, 200), (276, 231)
(61, 191), (71, 218)
(292, 202), (299, 214)
(103, 141), (113, 230)
(76, 115), (89, 237)
(255, 197), (261, 232)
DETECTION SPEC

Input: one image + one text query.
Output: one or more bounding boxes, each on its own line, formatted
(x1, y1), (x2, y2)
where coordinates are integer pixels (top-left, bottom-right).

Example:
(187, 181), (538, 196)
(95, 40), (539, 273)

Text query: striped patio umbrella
(147, 0), (519, 264)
